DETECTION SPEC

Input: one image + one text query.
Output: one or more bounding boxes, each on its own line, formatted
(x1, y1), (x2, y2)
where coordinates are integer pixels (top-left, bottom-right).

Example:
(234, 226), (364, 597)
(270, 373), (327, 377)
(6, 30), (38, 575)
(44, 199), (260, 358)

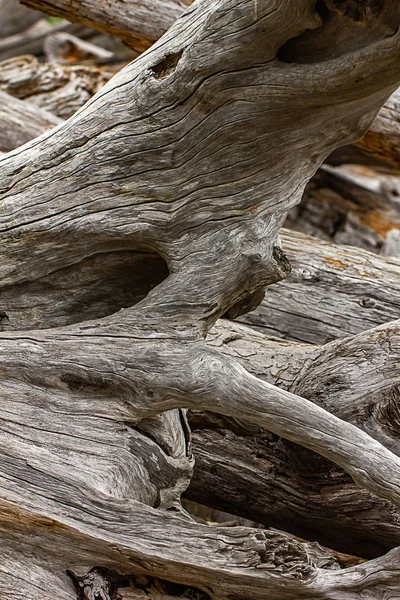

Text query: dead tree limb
(2, 0), (400, 597)
(241, 228), (400, 344)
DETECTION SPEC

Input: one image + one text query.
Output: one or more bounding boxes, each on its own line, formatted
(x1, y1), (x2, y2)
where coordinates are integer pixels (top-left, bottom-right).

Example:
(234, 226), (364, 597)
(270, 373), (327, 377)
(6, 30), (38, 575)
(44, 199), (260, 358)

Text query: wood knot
(150, 50), (183, 80)
(325, 0), (383, 21)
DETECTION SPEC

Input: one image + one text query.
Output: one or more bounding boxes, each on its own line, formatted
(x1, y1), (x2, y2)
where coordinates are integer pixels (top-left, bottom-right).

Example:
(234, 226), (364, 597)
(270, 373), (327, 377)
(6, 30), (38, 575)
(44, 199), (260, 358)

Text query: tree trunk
(3, 0), (400, 598)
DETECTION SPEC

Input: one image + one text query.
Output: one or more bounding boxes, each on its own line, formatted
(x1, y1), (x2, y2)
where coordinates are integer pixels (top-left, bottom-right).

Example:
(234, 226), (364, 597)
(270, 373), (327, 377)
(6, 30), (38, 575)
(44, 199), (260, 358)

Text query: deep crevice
(278, 0), (390, 64)
(150, 50), (183, 80)
(68, 566), (211, 600)
(0, 250), (169, 331)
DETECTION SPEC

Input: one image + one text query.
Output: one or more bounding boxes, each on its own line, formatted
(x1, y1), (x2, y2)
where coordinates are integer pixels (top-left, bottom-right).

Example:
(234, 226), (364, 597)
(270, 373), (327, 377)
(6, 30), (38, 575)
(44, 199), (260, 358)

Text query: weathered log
(285, 166), (400, 254)
(20, 0), (191, 53)
(186, 319), (400, 558)
(2, 0), (400, 598)
(0, 90), (62, 152)
(19, 0), (400, 174)
(0, 54), (108, 118)
(239, 228), (400, 344)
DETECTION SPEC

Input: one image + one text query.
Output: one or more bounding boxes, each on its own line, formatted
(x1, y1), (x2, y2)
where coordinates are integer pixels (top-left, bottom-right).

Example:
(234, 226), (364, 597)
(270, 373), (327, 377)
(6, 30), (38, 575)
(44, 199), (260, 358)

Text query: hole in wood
(278, 0), (389, 64)
(150, 50), (183, 80)
(0, 250), (169, 331)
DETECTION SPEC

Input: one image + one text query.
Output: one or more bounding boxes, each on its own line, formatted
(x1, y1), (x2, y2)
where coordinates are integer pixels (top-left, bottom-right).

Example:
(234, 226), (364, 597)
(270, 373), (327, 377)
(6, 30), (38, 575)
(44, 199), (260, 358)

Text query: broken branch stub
(2, 0), (400, 597)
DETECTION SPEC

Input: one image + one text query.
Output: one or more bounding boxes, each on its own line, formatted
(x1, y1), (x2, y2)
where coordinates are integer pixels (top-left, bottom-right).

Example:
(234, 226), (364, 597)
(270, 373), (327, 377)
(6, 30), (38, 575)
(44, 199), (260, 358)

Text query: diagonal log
(19, 0), (400, 170)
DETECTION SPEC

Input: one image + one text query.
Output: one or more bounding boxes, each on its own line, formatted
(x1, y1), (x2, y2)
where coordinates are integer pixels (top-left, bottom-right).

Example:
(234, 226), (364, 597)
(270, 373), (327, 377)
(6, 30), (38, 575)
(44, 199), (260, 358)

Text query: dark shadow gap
(0, 250), (169, 331)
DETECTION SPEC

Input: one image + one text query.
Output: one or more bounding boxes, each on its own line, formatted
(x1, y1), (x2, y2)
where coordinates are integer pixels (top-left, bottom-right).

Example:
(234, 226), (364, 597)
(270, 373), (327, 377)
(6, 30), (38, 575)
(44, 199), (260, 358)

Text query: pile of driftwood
(2, 1), (400, 599)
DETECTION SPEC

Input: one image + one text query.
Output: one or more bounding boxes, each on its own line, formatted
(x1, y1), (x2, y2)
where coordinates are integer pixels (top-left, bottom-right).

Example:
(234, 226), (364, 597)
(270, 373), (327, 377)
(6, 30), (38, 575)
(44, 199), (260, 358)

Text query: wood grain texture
(0, 90), (62, 152)
(18, 0), (400, 171)
(240, 228), (400, 344)
(187, 320), (400, 558)
(20, 0), (191, 53)
(1, 0), (400, 597)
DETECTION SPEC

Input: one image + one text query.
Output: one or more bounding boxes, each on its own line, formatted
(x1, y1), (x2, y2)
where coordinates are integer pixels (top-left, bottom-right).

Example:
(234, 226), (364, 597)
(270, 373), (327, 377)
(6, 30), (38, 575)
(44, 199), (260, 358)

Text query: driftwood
(18, 0), (400, 174)
(186, 319), (400, 559)
(0, 54), (108, 118)
(2, 0), (400, 598)
(286, 167), (400, 255)
(240, 228), (400, 344)
(0, 90), (62, 152)
(21, 0), (192, 53)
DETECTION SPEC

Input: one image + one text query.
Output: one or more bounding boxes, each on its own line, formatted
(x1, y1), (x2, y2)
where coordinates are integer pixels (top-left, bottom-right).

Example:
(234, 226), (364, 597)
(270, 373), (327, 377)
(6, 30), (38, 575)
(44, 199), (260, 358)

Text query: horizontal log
(0, 90), (62, 152)
(6, 497), (396, 600)
(238, 228), (400, 344)
(286, 166), (400, 255)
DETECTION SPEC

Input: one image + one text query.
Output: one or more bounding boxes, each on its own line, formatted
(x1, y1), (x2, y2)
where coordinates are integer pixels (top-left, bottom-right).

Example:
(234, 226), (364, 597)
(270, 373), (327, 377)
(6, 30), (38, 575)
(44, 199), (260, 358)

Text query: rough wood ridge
(2, 0), (400, 598)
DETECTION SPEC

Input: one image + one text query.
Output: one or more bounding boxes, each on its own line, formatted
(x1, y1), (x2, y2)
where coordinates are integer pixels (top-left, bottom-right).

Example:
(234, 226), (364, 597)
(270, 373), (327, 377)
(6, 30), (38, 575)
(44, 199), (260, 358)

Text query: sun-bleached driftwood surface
(240, 228), (400, 344)
(3, 0), (400, 598)
(185, 319), (400, 559)
(19, 0), (400, 171)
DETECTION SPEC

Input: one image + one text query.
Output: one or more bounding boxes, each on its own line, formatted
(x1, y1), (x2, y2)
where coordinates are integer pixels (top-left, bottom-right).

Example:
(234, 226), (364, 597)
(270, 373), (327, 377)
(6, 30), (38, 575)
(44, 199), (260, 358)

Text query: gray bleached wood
(188, 319), (400, 558)
(2, 0), (400, 597)
(0, 90), (62, 152)
(240, 228), (400, 344)
(19, 0), (400, 172)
